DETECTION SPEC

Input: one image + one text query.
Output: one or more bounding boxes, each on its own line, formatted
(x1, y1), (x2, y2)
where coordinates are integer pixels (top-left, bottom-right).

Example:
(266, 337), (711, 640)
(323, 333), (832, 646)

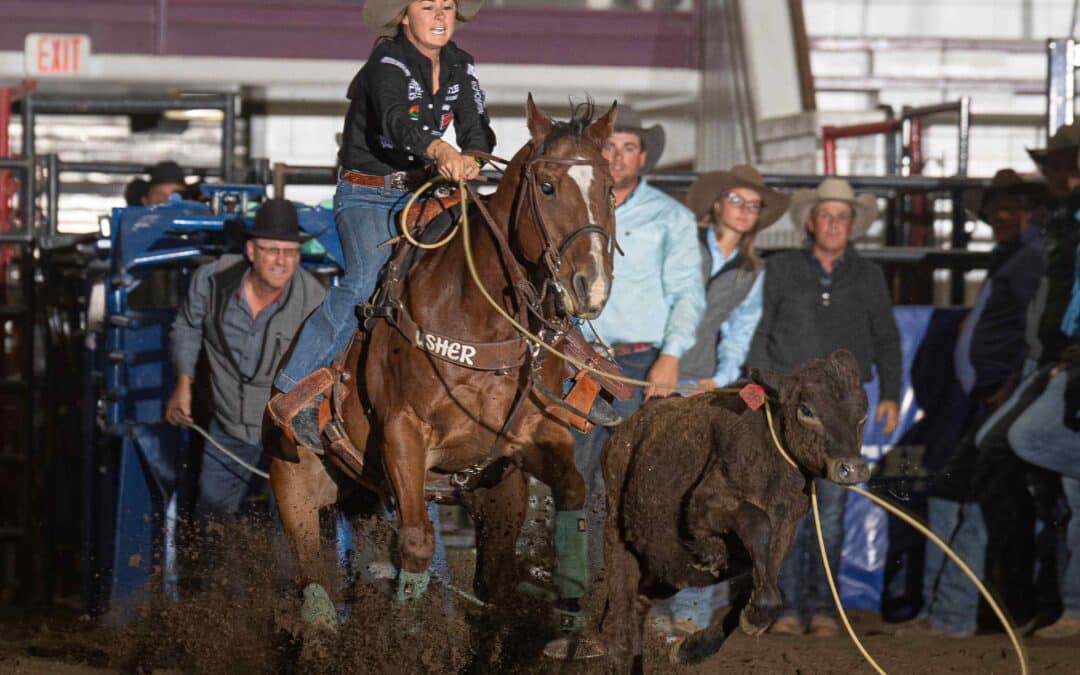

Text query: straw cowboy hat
(613, 105), (666, 173)
(364, 0), (484, 37)
(1026, 122), (1080, 164)
(788, 177), (879, 238)
(686, 165), (790, 230)
(962, 168), (1046, 222)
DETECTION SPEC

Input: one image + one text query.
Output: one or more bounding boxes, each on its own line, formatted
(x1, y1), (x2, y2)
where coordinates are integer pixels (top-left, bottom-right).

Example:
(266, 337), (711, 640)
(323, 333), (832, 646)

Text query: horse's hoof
(300, 583), (339, 630)
(668, 636), (687, 665)
(397, 569), (430, 604)
(739, 607), (769, 637)
(542, 636), (606, 661)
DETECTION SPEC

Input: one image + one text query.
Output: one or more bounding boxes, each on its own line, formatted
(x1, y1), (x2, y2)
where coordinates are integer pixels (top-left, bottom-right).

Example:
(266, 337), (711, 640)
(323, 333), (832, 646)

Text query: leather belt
(595, 342), (655, 358)
(339, 168), (428, 192)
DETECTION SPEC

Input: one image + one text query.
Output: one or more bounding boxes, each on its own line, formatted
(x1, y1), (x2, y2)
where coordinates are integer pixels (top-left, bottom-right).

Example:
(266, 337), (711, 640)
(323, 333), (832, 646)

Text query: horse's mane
(538, 100), (597, 154)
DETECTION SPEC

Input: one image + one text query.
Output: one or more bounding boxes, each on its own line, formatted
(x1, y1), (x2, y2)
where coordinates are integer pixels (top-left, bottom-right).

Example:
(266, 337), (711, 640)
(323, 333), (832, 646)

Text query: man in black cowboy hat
(165, 198), (325, 521)
(145, 160), (188, 205)
(894, 169), (1047, 638)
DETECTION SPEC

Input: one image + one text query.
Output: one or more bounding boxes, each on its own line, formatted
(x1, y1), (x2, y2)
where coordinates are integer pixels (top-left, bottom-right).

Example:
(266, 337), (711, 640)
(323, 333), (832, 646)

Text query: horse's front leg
(383, 413), (435, 602)
(459, 465), (528, 602)
(522, 421), (589, 631)
(269, 446), (341, 627)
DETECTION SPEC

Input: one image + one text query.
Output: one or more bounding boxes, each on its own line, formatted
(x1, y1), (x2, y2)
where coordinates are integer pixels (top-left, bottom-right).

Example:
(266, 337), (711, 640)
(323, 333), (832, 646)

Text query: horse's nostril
(572, 272), (589, 302)
(838, 463), (852, 479)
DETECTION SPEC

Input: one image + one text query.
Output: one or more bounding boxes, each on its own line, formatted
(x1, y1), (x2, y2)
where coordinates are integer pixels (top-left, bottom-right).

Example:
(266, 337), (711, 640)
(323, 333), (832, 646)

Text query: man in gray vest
(165, 198), (325, 519)
(748, 178), (901, 638)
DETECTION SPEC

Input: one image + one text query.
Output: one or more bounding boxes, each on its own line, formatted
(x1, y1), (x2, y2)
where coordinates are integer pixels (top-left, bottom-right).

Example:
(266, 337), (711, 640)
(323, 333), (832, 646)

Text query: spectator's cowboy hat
(364, 0), (484, 37)
(227, 198), (310, 243)
(962, 168), (1046, 223)
(613, 105), (666, 173)
(788, 177), (879, 238)
(1026, 122), (1080, 165)
(148, 160), (186, 187)
(686, 165), (790, 230)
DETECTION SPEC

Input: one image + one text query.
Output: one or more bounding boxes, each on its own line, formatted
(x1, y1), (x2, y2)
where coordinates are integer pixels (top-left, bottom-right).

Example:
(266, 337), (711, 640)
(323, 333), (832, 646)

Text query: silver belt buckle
(389, 171), (408, 191)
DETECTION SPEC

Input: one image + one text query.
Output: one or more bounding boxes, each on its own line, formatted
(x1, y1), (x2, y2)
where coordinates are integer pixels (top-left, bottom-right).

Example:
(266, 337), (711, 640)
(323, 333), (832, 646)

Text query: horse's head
(509, 95), (618, 320)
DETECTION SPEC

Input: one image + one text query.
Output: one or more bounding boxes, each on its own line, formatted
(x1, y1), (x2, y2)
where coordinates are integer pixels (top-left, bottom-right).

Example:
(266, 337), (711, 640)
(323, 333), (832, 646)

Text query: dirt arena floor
(0, 515), (1073, 674)
(0, 602), (1073, 674)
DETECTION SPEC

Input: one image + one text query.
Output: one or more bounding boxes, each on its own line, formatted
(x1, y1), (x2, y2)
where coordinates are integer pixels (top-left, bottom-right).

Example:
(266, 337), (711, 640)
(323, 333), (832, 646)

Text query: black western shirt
(339, 34), (497, 175)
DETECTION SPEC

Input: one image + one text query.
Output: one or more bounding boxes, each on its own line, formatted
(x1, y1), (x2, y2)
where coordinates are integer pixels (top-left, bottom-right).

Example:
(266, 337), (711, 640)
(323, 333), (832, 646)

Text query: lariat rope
(764, 402), (1027, 675)
(398, 177), (1028, 675)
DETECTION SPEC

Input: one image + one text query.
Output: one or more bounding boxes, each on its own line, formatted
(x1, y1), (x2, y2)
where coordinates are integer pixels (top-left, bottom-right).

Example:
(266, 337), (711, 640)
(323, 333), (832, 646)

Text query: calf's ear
(749, 367), (784, 399)
(828, 349), (862, 387)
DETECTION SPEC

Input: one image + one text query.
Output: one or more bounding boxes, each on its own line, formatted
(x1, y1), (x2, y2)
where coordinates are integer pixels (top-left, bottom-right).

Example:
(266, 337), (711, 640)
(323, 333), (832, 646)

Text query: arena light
(162, 108), (224, 122)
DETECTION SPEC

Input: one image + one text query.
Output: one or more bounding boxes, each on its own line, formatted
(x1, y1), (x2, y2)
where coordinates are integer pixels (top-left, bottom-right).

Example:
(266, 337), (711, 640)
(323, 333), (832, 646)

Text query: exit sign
(24, 33), (91, 77)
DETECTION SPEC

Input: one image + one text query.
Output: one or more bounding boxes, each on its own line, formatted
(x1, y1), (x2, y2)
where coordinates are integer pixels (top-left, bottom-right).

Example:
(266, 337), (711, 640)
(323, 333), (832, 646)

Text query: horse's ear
(526, 93), (552, 148)
(585, 100), (618, 149)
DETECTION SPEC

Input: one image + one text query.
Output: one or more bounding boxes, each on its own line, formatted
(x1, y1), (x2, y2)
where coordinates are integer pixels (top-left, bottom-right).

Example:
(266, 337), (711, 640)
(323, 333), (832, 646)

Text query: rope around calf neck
(764, 404), (1028, 675)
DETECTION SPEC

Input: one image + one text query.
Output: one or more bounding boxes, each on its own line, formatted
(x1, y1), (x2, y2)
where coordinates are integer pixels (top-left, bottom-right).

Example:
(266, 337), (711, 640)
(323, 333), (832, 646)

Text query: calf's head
(750, 350), (871, 485)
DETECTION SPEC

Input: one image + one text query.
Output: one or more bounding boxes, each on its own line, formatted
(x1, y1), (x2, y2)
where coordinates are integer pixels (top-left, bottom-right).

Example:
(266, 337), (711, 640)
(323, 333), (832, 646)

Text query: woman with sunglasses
(654, 165), (789, 637)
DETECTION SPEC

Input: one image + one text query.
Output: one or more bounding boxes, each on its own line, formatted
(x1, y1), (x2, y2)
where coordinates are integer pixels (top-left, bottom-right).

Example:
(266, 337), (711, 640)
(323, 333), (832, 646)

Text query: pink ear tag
(740, 383), (766, 411)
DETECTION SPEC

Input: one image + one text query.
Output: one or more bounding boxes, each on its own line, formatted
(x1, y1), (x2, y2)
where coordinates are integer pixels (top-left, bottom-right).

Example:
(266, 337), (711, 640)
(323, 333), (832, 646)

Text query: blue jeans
(777, 478), (848, 619)
(975, 363), (1051, 451)
(197, 418), (270, 518)
(922, 497), (985, 634)
(572, 347), (655, 580)
(1008, 371), (1080, 480)
(1008, 371), (1080, 614)
(275, 181), (407, 392)
(1060, 478), (1080, 614)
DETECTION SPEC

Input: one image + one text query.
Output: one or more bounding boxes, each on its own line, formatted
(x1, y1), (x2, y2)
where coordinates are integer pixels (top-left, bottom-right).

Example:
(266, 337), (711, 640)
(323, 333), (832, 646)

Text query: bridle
(516, 155), (620, 282)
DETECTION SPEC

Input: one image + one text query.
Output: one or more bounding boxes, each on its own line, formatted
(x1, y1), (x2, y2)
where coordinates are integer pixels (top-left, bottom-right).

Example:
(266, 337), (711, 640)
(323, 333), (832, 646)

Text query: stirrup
(268, 368), (334, 448)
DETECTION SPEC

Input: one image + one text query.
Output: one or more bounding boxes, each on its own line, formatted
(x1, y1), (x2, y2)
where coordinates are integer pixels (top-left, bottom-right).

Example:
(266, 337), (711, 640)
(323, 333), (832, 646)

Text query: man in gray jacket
(748, 177), (901, 638)
(165, 198), (325, 519)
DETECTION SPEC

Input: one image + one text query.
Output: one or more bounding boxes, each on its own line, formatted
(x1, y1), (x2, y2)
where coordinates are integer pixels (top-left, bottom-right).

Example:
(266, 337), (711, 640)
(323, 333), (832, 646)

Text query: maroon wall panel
(0, 1), (160, 55)
(0, 1), (698, 69)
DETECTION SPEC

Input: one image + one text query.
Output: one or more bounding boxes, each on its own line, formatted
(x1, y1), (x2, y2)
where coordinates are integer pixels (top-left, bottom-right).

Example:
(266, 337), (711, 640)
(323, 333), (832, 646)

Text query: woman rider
(655, 165), (789, 636)
(270, 0), (496, 445)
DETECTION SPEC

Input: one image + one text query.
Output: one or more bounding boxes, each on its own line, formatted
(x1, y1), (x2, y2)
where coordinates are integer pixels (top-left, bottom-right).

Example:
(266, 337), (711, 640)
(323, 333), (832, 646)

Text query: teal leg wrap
(553, 509), (588, 600)
(300, 582), (338, 627)
(397, 569), (431, 604)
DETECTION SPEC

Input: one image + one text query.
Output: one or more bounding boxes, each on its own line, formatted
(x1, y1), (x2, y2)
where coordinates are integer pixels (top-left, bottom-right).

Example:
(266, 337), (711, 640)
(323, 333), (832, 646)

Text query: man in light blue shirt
(575, 105), (704, 579)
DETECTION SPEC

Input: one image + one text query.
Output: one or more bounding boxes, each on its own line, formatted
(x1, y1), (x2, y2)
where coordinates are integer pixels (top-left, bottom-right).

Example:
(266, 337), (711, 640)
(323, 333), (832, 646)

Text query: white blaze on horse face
(567, 162), (610, 309)
(568, 163), (597, 225)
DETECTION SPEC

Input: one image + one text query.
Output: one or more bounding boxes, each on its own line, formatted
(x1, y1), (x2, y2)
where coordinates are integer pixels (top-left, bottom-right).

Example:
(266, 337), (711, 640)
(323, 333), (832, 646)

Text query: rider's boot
(267, 368), (334, 450)
(552, 509), (588, 634)
(589, 396), (623, 427)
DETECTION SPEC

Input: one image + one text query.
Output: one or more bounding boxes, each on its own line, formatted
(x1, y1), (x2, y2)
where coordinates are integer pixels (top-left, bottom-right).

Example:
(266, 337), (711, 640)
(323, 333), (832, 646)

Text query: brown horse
(268, 97), (618, 629)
